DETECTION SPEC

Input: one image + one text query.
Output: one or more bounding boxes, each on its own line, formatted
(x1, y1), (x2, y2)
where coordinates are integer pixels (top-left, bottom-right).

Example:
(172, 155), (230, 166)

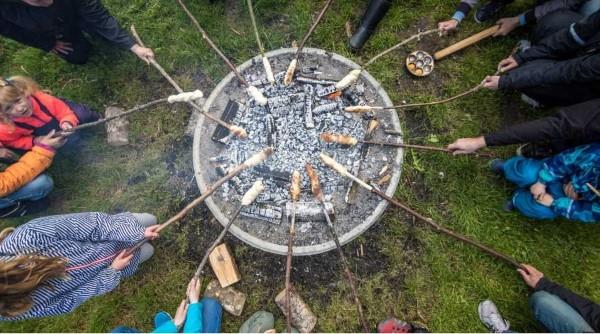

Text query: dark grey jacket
(499, 9), (600, 90)
(0, 0), (135, 51)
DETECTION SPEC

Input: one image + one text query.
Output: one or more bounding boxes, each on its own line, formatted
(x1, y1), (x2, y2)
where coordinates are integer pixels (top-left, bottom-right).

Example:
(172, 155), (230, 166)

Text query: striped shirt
(0, 212), (146, 321)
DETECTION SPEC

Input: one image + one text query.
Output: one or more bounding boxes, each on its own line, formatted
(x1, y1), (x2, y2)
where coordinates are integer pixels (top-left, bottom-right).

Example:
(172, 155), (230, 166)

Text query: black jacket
(499, 9), (600, 90)
(0, 0), (135, 51)
(484, 99), (600, 147)
(535, 277), (600, 331)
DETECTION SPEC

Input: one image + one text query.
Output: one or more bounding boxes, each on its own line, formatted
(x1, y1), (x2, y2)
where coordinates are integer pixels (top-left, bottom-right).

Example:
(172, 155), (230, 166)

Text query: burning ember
(194, 48), (403, 255)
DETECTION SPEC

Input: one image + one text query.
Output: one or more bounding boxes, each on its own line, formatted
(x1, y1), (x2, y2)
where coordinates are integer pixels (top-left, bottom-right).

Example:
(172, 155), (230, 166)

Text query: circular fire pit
(193, 47), (403, 255)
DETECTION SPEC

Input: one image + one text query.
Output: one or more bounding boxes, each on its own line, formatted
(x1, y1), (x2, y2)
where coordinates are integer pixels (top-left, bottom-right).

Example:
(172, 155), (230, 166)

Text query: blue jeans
(0, 174), (53, 209)
(503, 157), (564, 220)
(530, 291), (594, 333)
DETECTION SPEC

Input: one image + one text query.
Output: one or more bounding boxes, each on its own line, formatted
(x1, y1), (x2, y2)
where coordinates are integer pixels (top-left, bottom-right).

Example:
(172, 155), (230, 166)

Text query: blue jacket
(538, 143), (600, 222)
(0, 212), (146, 320)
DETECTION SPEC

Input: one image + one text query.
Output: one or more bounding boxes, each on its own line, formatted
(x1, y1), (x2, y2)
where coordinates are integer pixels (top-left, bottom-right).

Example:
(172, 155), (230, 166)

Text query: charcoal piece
(240, 204), (283, 225)
(253, 166), (291, 185)
(265, 114), (276, 146)
(312, 103), (338, 115)
(296, 76), (337, 85)
(304, 85), (315, 128)
(316, 85), (337, 97)
(212, 100), (240, 143)
(284, 201), (334, 224)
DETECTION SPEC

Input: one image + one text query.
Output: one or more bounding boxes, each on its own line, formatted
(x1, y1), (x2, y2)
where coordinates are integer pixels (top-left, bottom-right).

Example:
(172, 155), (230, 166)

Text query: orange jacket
(0, 92), (79, 150)
(0, 146), (55, 197)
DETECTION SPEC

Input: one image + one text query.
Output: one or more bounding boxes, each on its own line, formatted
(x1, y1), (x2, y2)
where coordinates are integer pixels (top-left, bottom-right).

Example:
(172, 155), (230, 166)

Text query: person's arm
(0, 145), (54, 197)
(484, 99), (600, 147)
(34, 92), (79, 128)
(513, 9), (600, 64)
(1, 136), (34, 151)
(499, 53), (600, 89)
(0, 267), (122, 320)
(26, 212), (146, 243)
(551, 197), (600, 223)
(182, 302), (203, 333)
(0, 17), (55, 51)
(75, 0), (135, 50)
(453, 0), (480, 22)
(535, 277), (600, 330)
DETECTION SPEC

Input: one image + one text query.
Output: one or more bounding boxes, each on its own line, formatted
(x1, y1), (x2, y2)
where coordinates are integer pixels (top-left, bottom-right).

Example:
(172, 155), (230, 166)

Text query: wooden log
(204, 279), (246, 316)
(104, 107), (129, 146)
(275, 288), (317, 333)
(209, 243), (241, 288)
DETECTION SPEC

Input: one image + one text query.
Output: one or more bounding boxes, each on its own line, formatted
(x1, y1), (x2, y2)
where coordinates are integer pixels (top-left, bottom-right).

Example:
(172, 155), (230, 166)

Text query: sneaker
(520, 94), (542, 108)
(377, 318), (413, 333)
(153, 311), (172, 329)
(489, 159), (505, 175)
(474, 1), (508, 23)
(478, 300), (510, 333)
(503, 200), (515, 212)
(0, 202), (25, 218)
(516, 143), (554, 159)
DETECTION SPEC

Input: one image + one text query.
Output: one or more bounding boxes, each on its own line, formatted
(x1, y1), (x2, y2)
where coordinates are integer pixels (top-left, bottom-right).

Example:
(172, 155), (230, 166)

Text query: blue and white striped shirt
(0, 212), (146, 321)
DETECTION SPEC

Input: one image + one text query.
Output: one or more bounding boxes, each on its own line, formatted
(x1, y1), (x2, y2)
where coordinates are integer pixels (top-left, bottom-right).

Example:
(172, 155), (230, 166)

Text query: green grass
(2, 0), (600, 332)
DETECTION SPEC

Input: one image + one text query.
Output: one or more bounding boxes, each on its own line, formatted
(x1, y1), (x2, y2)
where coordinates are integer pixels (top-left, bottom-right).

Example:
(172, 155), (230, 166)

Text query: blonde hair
(0, 227), (66, 317)
(0, 76), (40, 125)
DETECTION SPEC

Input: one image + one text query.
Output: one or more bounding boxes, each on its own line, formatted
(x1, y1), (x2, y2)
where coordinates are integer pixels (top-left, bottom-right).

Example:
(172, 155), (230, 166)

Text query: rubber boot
(349, 0), (392, 51)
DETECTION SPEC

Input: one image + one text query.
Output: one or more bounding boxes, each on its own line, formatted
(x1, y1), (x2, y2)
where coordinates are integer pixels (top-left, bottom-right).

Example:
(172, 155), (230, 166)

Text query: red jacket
(0, 92), (79, 150)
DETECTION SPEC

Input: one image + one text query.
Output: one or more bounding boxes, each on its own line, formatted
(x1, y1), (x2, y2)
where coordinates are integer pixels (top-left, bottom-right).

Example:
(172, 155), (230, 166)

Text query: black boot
(349, 0), (392, 51)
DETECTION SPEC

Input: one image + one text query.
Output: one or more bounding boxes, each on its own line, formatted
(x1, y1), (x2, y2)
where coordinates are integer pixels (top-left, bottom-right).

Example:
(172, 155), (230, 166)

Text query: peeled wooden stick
(335, 29), (438, 90)
(587, 183), (600, 198)
(126, 148), (273, 254)
(320, 153), (522, 269)
(59, 98), (168, 134)
(285, 170), (301, 333)
(193, 180), (265, 278)
(175, 0), (268, 106)
(284, 0), (335, 85)
(130, 25), (248, 137)
(320, 132), (494, 156)
(247, 0), (274, 83)
(305, 163), (369, 333)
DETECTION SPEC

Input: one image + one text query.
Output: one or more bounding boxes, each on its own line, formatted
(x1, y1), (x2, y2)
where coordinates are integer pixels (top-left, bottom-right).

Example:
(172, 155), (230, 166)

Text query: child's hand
(186, 277), (202, 304)
(438, 19), (458, 34)
(35, 130), (67, 149)
(529, 181), (547, 200)
(173, 299), (189, 329)
(60, 122), (73, 131)
(110, 250), (134, 271)
(564, 182), (580, 200)
(536, 193), (554, 207)
(143, 225), (161, 240)
(0, 148), (18, 162)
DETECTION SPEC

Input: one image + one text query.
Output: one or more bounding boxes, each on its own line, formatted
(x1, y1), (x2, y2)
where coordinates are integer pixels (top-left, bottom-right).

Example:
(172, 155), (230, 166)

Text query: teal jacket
(153, 303), (203, 333)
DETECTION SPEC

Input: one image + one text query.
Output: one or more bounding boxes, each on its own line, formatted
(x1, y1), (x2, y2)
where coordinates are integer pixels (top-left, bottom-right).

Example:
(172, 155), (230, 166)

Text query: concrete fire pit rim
(193, 47), (403, 256)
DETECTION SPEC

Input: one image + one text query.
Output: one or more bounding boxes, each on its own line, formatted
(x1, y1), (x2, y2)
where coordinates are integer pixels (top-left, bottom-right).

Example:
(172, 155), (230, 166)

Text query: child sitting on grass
(491, 143), (600, 223)
(0, 76), (99, 152)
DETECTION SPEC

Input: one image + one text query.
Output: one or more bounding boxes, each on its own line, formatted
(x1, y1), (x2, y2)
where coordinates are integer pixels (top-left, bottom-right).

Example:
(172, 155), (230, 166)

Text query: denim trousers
(0, 174), (53, 209)
(530, 291), (594, 333)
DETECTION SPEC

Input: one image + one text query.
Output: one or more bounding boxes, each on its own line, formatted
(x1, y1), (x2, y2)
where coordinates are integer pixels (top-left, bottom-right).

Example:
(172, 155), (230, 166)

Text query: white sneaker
(478, 300), (510, 333)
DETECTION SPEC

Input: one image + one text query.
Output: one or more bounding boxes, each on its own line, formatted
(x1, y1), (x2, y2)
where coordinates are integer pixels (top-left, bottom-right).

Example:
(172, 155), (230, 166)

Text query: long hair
(0, 76), (40, 125)
(0, 228), (66, 318)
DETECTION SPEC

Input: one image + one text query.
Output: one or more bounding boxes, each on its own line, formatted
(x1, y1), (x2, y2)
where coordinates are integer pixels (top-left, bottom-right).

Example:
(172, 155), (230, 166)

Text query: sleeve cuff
(32, 145), (56, 156)
(569, 23), (586, 45)
(518, 13), (527, 26)
(452, 11), (466, 23)
(533, 277), (552, 291)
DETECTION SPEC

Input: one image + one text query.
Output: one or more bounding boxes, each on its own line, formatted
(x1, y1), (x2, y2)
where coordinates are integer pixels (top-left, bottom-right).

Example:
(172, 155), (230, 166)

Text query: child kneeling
(0, 76), (99, 151)
(492, 143), (600, 223)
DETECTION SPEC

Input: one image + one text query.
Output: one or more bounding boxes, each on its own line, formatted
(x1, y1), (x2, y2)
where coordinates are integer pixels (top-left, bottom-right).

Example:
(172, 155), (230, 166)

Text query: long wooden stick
(364, 29), (438, 68)
(59, 98), (168, 134)
(295, 0), (335, 58)
(319, 153), (522, 269)
(175, 0), (248, 86)
(285, 171), (301, 333)
(305, 164), (369, 332)
(193, 207), (242, 277)
(247, 0), (265, 55)
(130, 25), (246, 137)
(126, 148), (273, 255)
(361, 140), (494, 158)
